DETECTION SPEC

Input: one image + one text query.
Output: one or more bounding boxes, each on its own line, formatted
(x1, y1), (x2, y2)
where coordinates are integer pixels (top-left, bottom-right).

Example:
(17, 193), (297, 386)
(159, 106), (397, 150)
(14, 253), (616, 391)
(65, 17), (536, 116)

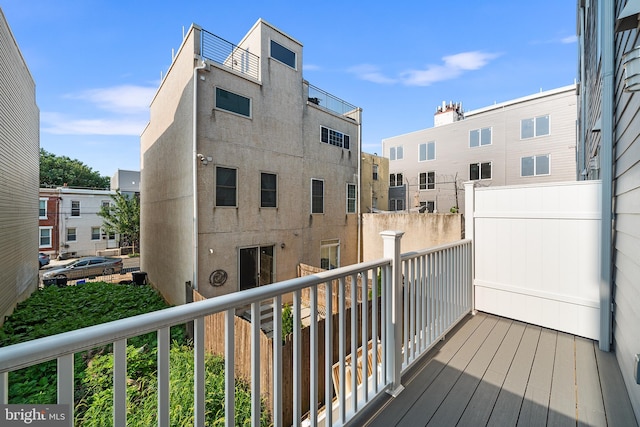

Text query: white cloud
(303, 64), (321, 71)
(349, 51), (500, 87)
(67, 85), (156, 114)
(41, 112), (147, 136)
(347, 64), (397, 84)
(401, 51), (501, 86)
(561, 35), (578, 44)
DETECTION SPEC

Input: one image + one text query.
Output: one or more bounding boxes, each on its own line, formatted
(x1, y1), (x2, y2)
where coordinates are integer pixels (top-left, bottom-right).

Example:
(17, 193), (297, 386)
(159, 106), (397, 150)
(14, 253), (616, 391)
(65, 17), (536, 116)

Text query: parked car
(42, 256), (123, 281)
(38, 252), (50, 268)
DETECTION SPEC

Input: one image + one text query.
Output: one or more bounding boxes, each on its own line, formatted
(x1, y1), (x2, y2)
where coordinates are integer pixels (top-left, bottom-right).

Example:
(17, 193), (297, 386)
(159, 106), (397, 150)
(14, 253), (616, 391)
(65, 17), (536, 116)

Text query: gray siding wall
(612, 0), (640, 418)
(383, 86), (577, 214)
(0, 9), (39, 322)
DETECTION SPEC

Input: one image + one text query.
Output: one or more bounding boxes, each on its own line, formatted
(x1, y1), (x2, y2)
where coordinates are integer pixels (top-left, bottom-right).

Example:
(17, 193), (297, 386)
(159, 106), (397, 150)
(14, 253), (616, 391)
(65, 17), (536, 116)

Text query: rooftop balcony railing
(0, 233), (471, 426)
(306, 83), (360, 122)
(200, 29), (260, 81)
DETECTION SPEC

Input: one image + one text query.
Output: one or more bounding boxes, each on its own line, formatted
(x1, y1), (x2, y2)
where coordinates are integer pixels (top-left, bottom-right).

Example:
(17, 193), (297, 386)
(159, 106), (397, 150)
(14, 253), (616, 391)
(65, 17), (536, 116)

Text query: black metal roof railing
(307, 83), (358, 119)
(200, 29), (260, 80)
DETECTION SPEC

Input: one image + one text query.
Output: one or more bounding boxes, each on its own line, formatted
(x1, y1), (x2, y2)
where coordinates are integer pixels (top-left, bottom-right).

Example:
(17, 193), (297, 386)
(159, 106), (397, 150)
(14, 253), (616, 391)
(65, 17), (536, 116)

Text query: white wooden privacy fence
(0, 233), (472, 427)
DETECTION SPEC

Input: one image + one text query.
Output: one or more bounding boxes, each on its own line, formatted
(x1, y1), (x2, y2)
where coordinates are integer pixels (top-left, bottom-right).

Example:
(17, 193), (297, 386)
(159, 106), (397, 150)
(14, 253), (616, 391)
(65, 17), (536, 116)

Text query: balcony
(306, 83), (360, 123)
(199, 29), (260, 81)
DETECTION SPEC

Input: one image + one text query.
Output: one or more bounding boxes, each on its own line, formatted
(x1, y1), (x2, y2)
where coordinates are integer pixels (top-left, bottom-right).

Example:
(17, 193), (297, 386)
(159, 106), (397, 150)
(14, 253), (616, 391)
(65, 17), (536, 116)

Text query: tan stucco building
(360, 152), (389, 214)
(141, 20), (361, 304)
(382, 85), (578, 214)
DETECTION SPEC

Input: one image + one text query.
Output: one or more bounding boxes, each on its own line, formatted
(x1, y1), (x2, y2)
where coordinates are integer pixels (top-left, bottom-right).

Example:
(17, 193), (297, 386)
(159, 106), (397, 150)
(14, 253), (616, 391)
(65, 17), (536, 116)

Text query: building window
(71, 201), (80, 217)
(372, 197), (378, 210)
(419, 141), (436, 161)
(311, 179), (324, 214)
(101, 200), (110, 209)
(261, 173), (277, 208)
(470, 162), (492, 180)
(215, 87), (251, 118)
(420, 172), (436, 190)
(372, 164), (378, 180)
(469, 127), (492, 147)
(389, 146), (403, 160)
(521, 155), (550, 176)
(521, 115), (550, 139)
(426, 201), (435, 213)
(320, 239), (340, 270)
(390, 173), (403, 187)
(39, 227), (52, 248)
(321, 126), (350, 149)
(270, 40), (296, 69)
(66, 228), (77, 242)
(39, 198), (47, 219)
(91, 227), (101, 240)
(216, 167), (237, 207)
(390, 199), (404, 211)
(346, 183), (357, 213)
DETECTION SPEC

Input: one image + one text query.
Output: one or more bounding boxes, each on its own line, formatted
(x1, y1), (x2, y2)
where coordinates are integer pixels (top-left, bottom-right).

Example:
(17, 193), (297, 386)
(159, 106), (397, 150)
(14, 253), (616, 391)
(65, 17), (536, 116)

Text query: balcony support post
(463, 181), (476, 314)
(381, 230), (405, 397)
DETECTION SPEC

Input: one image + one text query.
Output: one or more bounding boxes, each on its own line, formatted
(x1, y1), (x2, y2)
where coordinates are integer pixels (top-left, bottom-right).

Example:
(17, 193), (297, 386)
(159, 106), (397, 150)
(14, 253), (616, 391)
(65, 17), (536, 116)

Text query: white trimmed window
(321, 126), (350, 149)
(521, 155), (550, 176)
(420, 172), (435, 190)
(215, 87), (251, 118)
(372, 164), (378, 180)
(521, 115), (550, 139)
(270, 40), (296, 69)
(91, 227), (101, 240)
(390, 173), (403, 187)
(71, 201), (80, 217)
(320, 239), (340, 270)
(311, 179), (324, 214)
(389, 145), (403, 160)
(261, 173), (277, 208)
(390, 199), (404, 211)
(39, 198), (48, 219)
(346, 183), (357, 213)
(470, 162), (492, 180)
(66, 228), (77, 242)
(470, 127), (492, 147)
(39, 227), (52, 248)
(419, 141), (436, 161)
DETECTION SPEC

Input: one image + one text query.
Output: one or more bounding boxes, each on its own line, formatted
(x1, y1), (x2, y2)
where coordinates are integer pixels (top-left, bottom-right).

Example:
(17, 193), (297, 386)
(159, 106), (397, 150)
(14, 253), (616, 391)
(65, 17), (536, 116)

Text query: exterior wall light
(623, 46), (640, 91)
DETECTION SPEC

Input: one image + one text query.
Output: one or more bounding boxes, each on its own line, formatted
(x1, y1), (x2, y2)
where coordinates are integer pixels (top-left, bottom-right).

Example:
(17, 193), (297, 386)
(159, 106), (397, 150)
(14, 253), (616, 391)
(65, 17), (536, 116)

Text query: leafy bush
(77, 344), (270, 426)
(282, 303), (294, 340)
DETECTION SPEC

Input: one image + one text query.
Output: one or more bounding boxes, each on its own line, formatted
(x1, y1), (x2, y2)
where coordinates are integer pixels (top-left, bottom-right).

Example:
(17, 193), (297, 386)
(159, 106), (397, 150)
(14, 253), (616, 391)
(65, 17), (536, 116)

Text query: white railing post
(380, 230), (405, 397)
(463, 181), (476, 314)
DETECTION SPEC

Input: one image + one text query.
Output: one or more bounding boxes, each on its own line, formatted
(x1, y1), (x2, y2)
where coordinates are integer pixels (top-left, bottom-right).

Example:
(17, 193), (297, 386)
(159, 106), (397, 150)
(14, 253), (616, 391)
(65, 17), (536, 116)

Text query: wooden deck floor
(355, 312), (637, 427)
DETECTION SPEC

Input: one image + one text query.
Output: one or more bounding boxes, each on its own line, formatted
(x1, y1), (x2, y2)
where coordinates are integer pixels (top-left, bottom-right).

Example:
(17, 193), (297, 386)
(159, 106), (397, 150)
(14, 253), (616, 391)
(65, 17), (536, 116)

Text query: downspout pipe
(357, 108), (362, 262)
(599, 0), (614, 352)
(192, 59), (207, 291)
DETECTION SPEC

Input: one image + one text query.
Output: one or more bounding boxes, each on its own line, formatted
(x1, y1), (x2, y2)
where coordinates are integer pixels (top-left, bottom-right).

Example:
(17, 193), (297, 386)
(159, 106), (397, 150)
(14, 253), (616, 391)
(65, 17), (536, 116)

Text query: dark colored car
(42, 256), (123, 281)
(39, 252), (50, 268)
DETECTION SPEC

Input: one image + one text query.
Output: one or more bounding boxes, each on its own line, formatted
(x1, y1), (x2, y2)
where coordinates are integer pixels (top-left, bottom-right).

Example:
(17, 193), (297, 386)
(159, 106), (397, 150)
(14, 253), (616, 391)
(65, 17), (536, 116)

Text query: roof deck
(357, 312), (637, 427)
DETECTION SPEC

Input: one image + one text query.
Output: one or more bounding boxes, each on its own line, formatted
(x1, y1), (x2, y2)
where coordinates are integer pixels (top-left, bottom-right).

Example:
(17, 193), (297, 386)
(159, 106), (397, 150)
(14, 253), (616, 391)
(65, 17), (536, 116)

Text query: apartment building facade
(579, 0), (640, 418)
(141, 20), (361, 305)
(382, 85), (578, 214)
(39, 187), (117, 259)
(0, 8), (39, 323)
(360, 152), (389, 214)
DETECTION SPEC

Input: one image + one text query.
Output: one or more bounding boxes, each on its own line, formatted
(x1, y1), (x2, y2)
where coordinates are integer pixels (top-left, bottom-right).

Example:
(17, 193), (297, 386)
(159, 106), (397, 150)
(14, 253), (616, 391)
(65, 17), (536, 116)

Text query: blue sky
(2, 1), (577, 177)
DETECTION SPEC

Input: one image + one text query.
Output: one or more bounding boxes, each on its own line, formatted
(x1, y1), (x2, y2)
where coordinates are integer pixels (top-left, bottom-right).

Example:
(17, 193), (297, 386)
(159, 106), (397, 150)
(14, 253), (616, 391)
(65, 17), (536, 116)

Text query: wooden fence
(194, 288), (382, 425)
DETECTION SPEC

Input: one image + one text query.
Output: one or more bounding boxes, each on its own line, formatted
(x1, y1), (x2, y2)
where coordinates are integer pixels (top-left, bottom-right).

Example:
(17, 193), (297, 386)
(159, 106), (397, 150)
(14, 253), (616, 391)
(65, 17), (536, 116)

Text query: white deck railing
(0, 233), (472, 427)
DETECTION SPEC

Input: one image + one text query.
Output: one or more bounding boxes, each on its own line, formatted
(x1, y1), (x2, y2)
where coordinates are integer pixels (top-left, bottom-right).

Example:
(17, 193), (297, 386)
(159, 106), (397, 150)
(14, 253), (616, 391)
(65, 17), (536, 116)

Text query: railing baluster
(324, 281), (333, 427)
(113, 339), (127, 427)
(293, 290), (301, 426)
(225, 309), (235, 427)
(338, 277), (346, 424)
(350, 273), (358, 414)
(251, 302), (261, 427)
(273, 296), (282, 427)
(158, 327), (170, 427)
(194, 317), (205, 427)
(372, 268), (379, 393)
(403, 260), (409, 367)
(309, 285), (318, 426)
(361, 269), (369, 402)
(57, 354), (74, 420)
(0, 372), (7, 404)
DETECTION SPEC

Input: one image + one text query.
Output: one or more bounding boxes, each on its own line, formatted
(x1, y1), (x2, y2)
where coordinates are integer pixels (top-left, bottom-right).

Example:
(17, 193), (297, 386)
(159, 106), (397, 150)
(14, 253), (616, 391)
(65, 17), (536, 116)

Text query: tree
(40, 148), (110, 188)
(98, 190), (140, 251)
